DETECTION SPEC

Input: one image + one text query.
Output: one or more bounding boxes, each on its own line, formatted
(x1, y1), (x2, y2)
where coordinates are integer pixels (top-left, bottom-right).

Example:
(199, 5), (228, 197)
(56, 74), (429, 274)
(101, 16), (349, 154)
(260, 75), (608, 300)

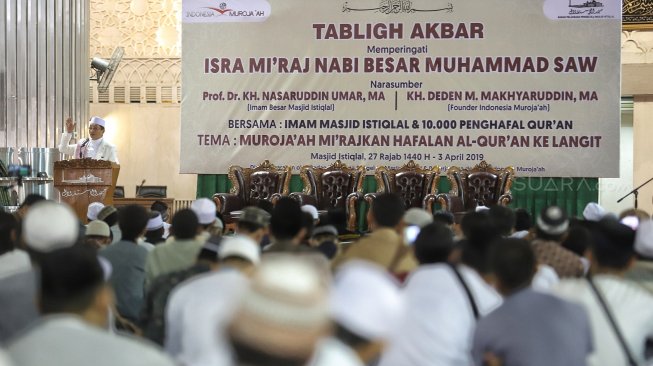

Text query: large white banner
(181, 0), (621, 177)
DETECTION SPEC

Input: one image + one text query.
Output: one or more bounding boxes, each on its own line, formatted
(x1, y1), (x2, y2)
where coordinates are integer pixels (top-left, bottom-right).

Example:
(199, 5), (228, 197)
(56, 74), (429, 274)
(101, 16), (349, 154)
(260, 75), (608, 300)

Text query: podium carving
(53, 159), (120, 221)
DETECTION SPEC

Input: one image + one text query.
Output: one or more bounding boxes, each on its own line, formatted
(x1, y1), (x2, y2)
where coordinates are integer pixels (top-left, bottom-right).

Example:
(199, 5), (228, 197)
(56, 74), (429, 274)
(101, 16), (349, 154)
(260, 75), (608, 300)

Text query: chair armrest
(213, 193), (245, 214)
(497, 193), (512, 206)
(423, 193), (438, 213)
(435, 193), (464, 213)
(346, 192), (364, 232)
(269, 193), (285, 205)
(289, 192), (317, 207)
(363, 192), (379, 206)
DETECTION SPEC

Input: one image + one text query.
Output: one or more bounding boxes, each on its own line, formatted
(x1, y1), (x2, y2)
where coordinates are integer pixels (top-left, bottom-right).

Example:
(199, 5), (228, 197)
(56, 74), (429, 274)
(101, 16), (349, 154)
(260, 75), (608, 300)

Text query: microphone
(79, 138), (90, 159)
(137, 179), (146, 197)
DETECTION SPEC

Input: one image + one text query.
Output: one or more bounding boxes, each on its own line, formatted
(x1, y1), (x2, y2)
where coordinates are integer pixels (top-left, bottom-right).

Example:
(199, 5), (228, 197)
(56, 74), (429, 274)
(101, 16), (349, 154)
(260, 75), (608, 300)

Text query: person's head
(229, 255), (329, 366)
(191, 198), (217, 232)
(117, 205), (148, 242)
(196, 238), (222, 266)
(513, 208), (532, 232)
(403, 208), (433, 229)
(635, 219), (653, 261)
(23, 201), (79, 261)
(489, 206), (515, 237)
(561, 219), (591, 257)
(270, 198), (304, 242)
(583, 202), (608, 222)
(367, 193), (405, 231)
(88, 116), (106, 140)
(97, 206), (118, 227)
(0, 211), (18, 255)
(84, 220), (112, 250)
(237, 207), (270, 244)
(150, 200), (170, 221)
(39, 245), (112, 328)
(86, 202), (104, 223)
(413, 222), (456, 265)
(432, 211), (454, 227)
(218, 235), (260, 275)
(170, 209), (199, 240)
(16, 194), (46, 219)
(257, 200), (273, 214)
(144, 211), (165, 244)
(588, 218), (636, 274)
(301, 205), (319, 225)
(535, 205), (569, 242)
(460, 211), (501, 274)
(330, 261), (403, 363)
(488, 238), (536, 296)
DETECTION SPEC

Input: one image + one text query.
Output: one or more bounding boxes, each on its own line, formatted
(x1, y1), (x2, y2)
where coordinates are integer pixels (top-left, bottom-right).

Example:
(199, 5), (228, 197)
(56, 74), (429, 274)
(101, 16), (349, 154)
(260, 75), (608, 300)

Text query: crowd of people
(0, 192), (652, 366)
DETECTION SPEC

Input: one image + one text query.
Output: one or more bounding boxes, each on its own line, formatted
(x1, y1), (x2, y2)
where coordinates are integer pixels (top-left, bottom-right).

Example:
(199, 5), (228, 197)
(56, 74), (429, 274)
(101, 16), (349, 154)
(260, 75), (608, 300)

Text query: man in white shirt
(59, 116), (118, 163)
(555, 218), (653, 366)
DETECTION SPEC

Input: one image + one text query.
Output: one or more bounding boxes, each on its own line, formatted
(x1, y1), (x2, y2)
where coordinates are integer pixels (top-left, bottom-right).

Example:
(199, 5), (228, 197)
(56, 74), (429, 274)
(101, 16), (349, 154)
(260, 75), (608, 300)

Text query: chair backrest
(447, 161), (514, 210)
(300, 160), (365, 210)
(136, 185), (166, 198)
(228, 160), (291, 204)
(374, 160), (440, 208)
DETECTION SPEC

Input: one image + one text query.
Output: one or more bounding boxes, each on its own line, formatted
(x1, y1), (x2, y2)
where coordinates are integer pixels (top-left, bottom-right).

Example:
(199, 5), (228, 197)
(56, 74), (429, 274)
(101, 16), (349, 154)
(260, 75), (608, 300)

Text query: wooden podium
(53, 159), (120, 221)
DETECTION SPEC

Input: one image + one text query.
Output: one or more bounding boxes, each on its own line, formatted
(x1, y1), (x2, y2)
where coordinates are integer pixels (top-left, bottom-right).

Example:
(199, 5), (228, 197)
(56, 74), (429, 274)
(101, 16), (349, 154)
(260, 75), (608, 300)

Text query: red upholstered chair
(212, 160), (291, 223)
(289, 160), (365, 231)
(436, 161), (515, 214)
(364, 160), (441, 213)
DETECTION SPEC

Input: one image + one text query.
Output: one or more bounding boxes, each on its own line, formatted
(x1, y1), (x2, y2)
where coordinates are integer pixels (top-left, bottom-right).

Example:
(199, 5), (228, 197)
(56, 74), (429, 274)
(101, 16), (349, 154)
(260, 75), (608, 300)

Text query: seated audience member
(403, 208), (433, 229)
(7, 246), (175, 366)
(300, 211), (316, 246)
(619, 208), (651, 223)
(227, 255), (330, 366)
(472, 239), (593, 366)
(555, 218), (653, 365)
(264, 198), (308, 252)
(145, 209), (204, 286)
(332, 193), (417, 276)
(302, 204), (320, 226)
(209, 214), (224, 237)
(141, 238), (223, 345)
(313, 261), (403, 366)
(459, 211), (502, 281)
(99, 205), (149, 323)
(310, 225), (339, 260)
(165, 236), (260, 366)
(98, 205), (121, 244)
(235, 206), (270, 247)
(488, 205), (515, 237)
(511, 208), (532, 239)
(626, 219), (653, 294)
(379, 222), (501, 366)
(0, 212), (29, 280)
(84, 220), (112, 250)
(86, 202), (104, 224)
(190, 198), (217, 243)
(151, 200), (171, 238)
(531, 206), (585, 278)
(144, 212), (166, 245)
(0, 201), (79, 343)
(583, 202), (610, 222)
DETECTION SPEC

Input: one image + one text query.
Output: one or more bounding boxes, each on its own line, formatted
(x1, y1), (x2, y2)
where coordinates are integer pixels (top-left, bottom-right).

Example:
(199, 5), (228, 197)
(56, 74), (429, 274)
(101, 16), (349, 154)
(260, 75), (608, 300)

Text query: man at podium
(59, 116), (119, 163)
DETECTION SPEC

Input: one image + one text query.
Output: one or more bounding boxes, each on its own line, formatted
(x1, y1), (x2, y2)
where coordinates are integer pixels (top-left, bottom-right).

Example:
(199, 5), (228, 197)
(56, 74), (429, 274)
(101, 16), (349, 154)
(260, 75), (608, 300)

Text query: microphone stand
(617, 176), (653, 209)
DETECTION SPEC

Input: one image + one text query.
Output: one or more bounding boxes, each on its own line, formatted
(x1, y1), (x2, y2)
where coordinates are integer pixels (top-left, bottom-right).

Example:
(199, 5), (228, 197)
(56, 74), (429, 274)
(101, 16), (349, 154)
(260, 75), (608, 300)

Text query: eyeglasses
(88, 125), (103, 131)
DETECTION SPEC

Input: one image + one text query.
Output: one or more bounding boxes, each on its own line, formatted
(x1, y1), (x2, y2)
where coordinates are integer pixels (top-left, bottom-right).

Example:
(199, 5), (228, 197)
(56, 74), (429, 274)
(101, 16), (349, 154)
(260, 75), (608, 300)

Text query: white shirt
(0, 250), (31, 280)
(85, 138), (103, 159)
(554, 275), (653, 366)
(310, 338), (365, 366)
(165, 268), (250, 366)
(378, 264), (502, 366)
(8, 315), (175, 366)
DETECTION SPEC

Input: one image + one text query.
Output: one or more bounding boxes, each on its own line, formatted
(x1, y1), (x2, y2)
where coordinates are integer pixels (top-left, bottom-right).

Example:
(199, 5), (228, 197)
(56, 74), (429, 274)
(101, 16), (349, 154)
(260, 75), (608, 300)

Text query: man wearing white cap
(59, 116), (118, 163)
(86, 202), (105, 223)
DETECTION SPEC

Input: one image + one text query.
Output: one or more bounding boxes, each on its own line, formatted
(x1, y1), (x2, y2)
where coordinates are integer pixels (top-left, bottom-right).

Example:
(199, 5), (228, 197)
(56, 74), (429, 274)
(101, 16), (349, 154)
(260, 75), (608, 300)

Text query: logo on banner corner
(183, 0), (271, 23)
(543, 0), (619, 20)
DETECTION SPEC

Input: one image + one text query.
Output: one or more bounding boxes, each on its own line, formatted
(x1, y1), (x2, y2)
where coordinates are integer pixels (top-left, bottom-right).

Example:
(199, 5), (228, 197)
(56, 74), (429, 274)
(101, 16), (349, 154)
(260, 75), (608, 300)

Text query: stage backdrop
(181, 0), (621, 177)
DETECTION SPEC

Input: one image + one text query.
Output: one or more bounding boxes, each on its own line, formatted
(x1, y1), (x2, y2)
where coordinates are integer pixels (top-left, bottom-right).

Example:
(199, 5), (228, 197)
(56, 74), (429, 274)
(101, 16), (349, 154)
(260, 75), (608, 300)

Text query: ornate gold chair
(436, 161), (515, 214)
(289, 160), (365, 231)
(212, 160), (291, 221)
(364, 160), (441, 214)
